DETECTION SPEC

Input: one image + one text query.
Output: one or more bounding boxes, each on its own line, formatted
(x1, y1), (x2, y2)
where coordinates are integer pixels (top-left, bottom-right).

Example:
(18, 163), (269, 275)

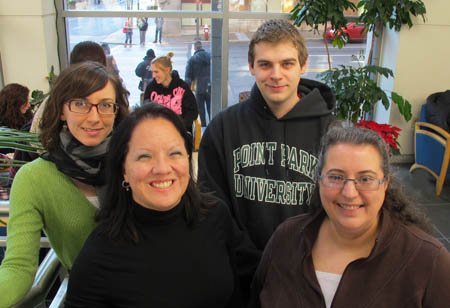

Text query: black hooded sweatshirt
(198, 78), (336, 251)
(143, 71), (198, 132)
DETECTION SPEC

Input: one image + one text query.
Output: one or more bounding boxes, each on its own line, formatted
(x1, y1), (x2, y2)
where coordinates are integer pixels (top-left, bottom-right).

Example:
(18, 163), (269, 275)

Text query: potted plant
(291, 0), (426, 124)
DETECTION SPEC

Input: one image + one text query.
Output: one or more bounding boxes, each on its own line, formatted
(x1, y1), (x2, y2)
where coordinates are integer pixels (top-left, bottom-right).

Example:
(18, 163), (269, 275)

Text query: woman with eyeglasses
(249, 127), (450, 308)
(0, 61), (129, 308)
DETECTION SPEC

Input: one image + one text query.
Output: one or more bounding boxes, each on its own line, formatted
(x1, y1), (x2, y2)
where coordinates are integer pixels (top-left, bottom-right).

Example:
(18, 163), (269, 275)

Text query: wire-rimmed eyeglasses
(66, 99), (118, 115)
(319, 174), (387, 191)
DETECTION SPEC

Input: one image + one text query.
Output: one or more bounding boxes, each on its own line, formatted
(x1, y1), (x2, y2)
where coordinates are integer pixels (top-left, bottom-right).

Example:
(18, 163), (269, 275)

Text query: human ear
(300, 57), (309, 75)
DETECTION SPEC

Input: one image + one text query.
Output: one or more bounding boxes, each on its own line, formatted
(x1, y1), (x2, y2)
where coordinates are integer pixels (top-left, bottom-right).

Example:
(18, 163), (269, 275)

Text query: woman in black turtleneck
(65, 103), (259, 308)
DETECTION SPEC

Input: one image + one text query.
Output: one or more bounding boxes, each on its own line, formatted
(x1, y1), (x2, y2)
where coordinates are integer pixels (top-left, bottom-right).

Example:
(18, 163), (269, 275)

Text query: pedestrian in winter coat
(185, 40), (211, 127)
(137, 17), (148, 46)
(135, 48), (156, 92)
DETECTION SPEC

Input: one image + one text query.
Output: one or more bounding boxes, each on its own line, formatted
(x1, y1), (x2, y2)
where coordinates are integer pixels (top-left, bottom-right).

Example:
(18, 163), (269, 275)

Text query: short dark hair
(70, 41), (107, 66)
(39, 61), (129, 151)
(96, 103), (214, 243)
(315, 126), (432, 233)
(248, 19), (308, 68)
(0, 83), (31, 129)
(194, 40), (202, 50)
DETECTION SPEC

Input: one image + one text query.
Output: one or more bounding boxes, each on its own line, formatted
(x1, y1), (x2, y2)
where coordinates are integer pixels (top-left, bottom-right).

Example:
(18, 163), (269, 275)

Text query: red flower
(355, 120), (401, 152)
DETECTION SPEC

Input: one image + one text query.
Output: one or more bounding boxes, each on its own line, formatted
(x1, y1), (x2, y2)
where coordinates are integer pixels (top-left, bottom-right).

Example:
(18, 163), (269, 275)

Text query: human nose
(86, 104), (101, 122)
(270, 64), (282, 79)
(341, 179), (359, 198)
(152, 156), (171, 174)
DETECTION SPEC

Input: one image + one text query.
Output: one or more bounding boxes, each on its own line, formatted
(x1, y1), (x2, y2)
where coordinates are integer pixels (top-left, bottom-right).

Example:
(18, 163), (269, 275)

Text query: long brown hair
(39, 61), (129, 152)
(0, 83), (31, 129)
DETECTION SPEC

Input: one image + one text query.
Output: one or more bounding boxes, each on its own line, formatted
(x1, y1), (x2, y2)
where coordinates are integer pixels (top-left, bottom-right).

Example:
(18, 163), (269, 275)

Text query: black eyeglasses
(66, 99), (118, 115)
(319, 174), (386, 191)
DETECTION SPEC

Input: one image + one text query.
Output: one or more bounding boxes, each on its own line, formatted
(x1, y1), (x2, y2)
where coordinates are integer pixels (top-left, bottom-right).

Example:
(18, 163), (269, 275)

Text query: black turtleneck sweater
(65, 201), (242, 308)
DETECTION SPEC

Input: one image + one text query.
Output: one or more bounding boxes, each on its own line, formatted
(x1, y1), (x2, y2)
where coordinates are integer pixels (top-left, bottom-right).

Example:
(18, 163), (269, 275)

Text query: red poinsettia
(355, 120), (401, 154)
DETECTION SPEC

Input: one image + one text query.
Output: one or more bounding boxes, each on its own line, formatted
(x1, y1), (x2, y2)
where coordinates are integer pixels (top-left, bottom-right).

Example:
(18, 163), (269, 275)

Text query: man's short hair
(194, 40), (202, 50)
(248, 19), (308, 68)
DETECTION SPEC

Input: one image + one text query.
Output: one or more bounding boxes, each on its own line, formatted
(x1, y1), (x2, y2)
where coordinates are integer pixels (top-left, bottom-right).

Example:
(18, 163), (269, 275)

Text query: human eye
(72, 99), (87, 108)
(169, 151), (183, 157)
(326, 174), (344, 184)
(257, 61), (270, 68)
(283, 61), (295, 68)
(357, 176), (376, 185)
(137, 153), (151, 160)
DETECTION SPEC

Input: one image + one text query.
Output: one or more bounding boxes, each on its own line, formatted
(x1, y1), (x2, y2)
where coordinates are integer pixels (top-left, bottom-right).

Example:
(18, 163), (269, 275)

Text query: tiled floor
(394, 163), (450, 251)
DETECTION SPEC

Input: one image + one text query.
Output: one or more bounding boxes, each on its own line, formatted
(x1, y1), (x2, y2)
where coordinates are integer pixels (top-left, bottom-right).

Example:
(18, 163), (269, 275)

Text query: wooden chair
(410, 104), (450, 196)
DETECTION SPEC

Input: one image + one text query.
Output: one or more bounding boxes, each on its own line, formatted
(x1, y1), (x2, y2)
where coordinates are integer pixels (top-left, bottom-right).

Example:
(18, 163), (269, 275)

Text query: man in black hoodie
(198, 19), (337, 254)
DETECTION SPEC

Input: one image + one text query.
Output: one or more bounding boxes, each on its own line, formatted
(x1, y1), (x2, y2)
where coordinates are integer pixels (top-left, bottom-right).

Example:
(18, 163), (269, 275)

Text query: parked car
(325, 22), (367, 42)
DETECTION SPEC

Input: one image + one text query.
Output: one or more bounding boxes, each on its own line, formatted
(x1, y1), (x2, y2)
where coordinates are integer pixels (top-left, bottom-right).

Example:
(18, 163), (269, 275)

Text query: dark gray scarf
(42, 128), (110, 186)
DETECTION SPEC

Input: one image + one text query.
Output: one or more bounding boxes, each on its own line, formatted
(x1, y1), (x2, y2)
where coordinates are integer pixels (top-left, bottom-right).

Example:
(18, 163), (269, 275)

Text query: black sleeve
(65, 233), (110, 308)
(135, 62), (144, 78)
(143, 83), (152, 101)
(228, 209), (261, 305)
(181, 84), (198, 131)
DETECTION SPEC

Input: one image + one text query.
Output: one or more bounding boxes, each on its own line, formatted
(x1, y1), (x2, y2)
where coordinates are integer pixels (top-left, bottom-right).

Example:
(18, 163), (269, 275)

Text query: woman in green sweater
(0, 61), (129, 308)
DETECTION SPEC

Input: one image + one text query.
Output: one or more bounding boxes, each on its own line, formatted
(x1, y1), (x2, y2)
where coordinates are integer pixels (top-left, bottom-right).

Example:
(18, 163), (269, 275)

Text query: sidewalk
(102, 25), (322, 46)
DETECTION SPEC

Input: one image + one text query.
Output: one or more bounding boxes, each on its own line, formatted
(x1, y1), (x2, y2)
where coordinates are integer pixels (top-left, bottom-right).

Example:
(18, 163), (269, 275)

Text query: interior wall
(376, 0), (450, 157)
(0, 0), (59, 93)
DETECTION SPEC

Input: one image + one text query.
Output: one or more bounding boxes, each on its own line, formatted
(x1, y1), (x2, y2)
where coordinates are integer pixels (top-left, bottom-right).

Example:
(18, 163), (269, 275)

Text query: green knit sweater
(0, 158), (97, 308)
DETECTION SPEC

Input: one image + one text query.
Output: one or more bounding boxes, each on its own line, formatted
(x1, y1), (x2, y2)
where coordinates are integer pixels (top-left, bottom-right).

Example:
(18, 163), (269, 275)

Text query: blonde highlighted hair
(152, 52), (174, 71)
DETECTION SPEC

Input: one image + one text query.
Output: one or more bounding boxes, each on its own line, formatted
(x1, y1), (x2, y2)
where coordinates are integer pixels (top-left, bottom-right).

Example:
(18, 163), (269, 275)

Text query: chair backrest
(419, 104), (427, 122)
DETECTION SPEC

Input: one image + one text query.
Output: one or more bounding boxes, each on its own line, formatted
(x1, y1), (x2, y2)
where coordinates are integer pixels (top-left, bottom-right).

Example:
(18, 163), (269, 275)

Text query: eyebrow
(326, 169), (378, 176)
(255, 57), (298, 64)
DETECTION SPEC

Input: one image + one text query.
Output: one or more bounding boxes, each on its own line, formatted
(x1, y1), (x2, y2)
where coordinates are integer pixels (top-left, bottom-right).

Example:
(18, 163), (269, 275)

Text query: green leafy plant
(30, 65), (57, 109)
(358, 0), (427, 65)
(0, 127), (42, 170)
(291, 0), (357, 70)
(318, 53), (412, 123)
(291, 0), (425, 124)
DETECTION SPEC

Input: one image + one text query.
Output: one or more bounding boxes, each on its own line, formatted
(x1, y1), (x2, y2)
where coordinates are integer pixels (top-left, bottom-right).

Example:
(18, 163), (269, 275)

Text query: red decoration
(355, 120), (402, 153)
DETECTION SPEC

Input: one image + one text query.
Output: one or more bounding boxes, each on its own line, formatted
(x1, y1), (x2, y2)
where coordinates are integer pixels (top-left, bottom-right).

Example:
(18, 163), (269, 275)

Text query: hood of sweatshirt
(248, 78), (335, 120)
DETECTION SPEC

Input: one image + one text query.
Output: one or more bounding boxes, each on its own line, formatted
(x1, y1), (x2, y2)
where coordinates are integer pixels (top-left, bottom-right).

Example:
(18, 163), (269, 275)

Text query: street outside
(67, 15), (367, 111)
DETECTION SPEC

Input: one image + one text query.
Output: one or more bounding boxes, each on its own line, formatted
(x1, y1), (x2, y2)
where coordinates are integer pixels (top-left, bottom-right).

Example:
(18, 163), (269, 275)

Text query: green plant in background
(291, 0), (357, 70)
(0, 127), (42, 170)
(358, 0), (427, 65)
(318, 52), (412, 123)
(291, 0), (425, 123)
(30, 65), (57, 110)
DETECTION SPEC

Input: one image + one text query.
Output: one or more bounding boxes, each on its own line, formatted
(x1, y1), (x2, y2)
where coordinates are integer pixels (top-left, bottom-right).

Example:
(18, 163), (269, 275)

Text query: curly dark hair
(0, 83), (32, 129)
(314, 126), (433, 233)
(39, 61), (129, 152)
(96, 103), (215, 243)
(248, 19), (308, 68)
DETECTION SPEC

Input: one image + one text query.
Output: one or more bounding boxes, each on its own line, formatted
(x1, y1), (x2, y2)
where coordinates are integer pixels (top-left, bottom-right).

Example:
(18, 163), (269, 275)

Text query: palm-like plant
(0, 127), (42, 170)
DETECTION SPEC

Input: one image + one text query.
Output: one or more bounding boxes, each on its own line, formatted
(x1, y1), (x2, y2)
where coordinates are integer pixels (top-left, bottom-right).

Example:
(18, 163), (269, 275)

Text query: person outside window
(154, 17), (164, 44)
(137, 17), (148, 46)
(124, 18), (134, 48)
(185, 40), (211, 127)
